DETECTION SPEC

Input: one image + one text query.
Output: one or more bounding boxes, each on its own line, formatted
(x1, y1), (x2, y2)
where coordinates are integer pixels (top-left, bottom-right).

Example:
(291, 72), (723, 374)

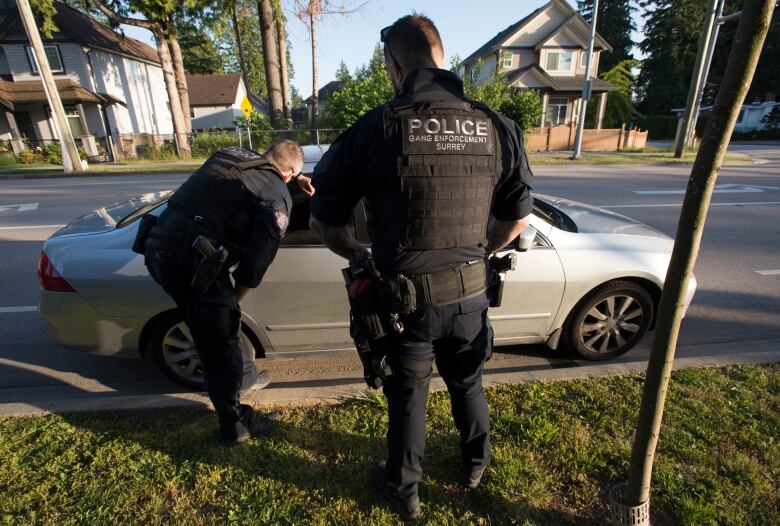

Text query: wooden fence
(524, 124), (648, 152)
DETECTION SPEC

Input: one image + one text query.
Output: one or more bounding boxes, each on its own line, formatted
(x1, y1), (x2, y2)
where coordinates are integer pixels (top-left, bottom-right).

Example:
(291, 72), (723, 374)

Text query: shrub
(17, 149), (45, 164)
(135, 143), (177, 161)
(191, 131), (239, 157)
(0, 152), (17, 167)
(42, 143), (62, 164)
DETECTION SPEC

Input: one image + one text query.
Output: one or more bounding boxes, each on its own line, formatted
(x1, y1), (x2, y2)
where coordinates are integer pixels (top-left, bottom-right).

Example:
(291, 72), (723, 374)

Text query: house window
(736, 109), (745, 123)
(545, 50), (573, 72)
(26, 45), (64, 73)
(63, 105), (82, 137)
(546, 97), (569, 125)
(580, 51), (593, 68)
(499, 49), (513, 69)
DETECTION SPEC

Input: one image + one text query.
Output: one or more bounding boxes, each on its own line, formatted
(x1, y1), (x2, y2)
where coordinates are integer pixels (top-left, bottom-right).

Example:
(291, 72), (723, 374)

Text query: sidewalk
(2, 336), (778, 416)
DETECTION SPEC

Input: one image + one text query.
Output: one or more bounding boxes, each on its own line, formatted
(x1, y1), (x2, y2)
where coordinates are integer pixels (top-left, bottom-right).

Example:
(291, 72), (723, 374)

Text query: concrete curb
(1, 338), (778, 417)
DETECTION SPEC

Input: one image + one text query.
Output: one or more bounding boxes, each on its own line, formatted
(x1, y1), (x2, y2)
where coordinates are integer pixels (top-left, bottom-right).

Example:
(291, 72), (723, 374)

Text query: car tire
(563, 280), (654, 361)
(148, 311), (256, 389)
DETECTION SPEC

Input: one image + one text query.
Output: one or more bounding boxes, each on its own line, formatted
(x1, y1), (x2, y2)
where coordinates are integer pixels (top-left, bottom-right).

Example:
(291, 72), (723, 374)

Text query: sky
(121, 0), (646, 98)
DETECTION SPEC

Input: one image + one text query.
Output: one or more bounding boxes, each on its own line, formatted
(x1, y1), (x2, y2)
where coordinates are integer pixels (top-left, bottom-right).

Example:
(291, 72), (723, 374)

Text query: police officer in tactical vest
(141, 141), (308, 445)
(310, 15), (533, 521)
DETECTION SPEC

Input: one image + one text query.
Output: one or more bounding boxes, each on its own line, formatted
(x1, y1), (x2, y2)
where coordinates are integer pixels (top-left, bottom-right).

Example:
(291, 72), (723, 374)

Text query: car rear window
(115, 191), (173, 228)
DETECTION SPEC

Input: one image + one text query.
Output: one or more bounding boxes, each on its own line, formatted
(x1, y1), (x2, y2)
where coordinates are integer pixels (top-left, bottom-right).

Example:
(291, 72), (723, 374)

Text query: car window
(281, 184), (357, 246)
(532, 198), (577, 233)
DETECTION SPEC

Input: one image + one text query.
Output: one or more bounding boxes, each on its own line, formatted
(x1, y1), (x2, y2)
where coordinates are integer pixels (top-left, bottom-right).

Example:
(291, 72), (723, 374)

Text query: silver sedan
(38, 148), (696, 388)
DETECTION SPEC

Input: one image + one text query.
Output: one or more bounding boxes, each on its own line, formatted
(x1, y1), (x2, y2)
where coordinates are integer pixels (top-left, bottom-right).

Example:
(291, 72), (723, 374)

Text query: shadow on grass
(54, 401), (590, 525)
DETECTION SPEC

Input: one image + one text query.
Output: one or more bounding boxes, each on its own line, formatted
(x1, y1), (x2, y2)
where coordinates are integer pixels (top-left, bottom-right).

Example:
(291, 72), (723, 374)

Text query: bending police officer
(309, 15), (533, 521)
(143, 141), (307, 445)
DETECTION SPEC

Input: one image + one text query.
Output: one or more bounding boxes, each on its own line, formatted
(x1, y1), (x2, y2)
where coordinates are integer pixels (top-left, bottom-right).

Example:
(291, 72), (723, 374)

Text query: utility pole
(571, 0), (598, 160)
(17, 0), (84, 172)
(674, 0), (719, 158)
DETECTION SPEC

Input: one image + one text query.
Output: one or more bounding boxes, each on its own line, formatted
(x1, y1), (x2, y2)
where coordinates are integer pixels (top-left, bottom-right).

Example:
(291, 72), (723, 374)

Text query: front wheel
(563, 281), (654, 361)
(148, 311), (256, 389)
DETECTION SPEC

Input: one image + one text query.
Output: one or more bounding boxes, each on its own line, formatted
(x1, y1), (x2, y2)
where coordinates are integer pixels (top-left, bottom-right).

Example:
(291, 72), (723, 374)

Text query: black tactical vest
(389, 100), (501, 250)
(168, 147), (274, 216)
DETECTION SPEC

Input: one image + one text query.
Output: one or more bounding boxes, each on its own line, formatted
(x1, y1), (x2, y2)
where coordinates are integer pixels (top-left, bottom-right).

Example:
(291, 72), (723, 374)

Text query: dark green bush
(191, 131), (239, 157)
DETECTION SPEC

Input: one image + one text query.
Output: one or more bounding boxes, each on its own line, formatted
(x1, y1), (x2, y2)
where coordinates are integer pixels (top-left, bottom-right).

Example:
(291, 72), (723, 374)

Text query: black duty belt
(409, 259), (487, 306)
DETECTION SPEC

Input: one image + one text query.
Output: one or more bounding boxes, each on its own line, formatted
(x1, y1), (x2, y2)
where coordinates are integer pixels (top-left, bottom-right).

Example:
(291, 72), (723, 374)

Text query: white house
(462, 0), (617, 128)
(0, 0), (173, 159)
(187, 73), (250, 130)
(672, 99), (780, 134)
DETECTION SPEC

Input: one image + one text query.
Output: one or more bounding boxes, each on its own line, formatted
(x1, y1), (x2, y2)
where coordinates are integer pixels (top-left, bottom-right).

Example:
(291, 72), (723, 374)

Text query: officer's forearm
(309, 216), (363, 259)
(235, 285), (252, 303)
(487, 215), (531, 254)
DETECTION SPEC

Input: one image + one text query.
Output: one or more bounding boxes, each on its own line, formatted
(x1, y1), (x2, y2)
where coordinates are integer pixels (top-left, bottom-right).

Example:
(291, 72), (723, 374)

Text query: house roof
(508, 64), (618, 92)
(0, 77), (114, 109)
(186, 74), (243, 107)
(534, 13), (611, 51)
(306, 80), (343, 103)
(462, 0), (611, 66)
(0, 1), (160, 65)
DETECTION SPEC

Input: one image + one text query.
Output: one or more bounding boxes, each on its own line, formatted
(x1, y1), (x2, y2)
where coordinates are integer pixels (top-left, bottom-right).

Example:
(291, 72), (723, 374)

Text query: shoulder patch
(274, 208), (289, 234)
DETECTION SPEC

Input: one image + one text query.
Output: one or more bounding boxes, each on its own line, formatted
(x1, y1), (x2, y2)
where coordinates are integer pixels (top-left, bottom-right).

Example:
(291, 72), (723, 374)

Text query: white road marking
(0, 202), (39, 212)
(755, 270), (780, 276)
(602, 201), (780, 209)
(0, 178), (183, 189)
(0, 306), (37, 314)
(634, 183), (779, 195)
(0, 224), (65, 230)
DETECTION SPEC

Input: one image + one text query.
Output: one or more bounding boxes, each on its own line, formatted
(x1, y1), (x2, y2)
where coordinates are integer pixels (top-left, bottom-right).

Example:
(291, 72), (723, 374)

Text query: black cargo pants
(382, 293), (493, 502)
(145, 248), (258, 438)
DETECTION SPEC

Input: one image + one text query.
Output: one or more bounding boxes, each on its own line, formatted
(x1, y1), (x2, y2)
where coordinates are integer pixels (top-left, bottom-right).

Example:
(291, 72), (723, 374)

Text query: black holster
(190, 235), (229, 292)
(487, 253), (517, 308)
(131, 214), (158, 255)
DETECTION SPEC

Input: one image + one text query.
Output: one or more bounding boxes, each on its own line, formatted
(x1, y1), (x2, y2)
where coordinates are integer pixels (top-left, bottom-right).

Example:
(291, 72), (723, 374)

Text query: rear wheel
(148, 311), (255, 389)
(564, 281), (654, 361)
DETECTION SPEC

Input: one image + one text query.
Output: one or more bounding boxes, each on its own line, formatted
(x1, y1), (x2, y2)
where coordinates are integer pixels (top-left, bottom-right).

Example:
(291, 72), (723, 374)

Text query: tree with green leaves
(215, 0), (267, 100)
(585, 59), (640, 128)
(636, 0), (709, 115)
(456, 57), (543, 132)
(578, 0), (635, 73)
(322, 45), (393, 129)
(175, 15), (224, 75)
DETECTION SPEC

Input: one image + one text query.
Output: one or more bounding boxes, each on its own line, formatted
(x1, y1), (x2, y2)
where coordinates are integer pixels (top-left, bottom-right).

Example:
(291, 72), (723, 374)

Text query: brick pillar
(4, 111), (26, 155)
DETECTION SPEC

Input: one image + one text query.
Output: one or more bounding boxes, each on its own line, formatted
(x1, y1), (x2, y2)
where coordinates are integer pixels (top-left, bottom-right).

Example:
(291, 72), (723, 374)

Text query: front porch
(0, 78), (119, 160)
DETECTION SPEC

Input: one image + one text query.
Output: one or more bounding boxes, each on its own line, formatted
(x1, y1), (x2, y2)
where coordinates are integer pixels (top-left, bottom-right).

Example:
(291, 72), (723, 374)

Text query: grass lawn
(0, 365), (777, 525)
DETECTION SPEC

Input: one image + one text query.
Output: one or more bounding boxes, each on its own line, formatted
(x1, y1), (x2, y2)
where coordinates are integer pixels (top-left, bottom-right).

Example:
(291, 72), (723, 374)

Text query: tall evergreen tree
(175, 17), (224, 74)
(578, 0), (635, 72)
(636, 0), (708, 114)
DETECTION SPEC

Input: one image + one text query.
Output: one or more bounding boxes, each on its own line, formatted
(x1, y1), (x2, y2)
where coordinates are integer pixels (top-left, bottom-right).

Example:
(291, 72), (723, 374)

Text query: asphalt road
(1, 142), (778, 414)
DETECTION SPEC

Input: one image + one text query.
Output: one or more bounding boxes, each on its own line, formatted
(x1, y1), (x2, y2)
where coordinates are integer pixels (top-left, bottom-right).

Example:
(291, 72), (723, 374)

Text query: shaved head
(382, 13), (445, 73)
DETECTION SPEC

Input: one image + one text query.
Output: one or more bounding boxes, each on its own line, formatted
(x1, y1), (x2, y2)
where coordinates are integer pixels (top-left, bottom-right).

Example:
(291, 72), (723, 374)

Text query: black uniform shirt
(232, 167), (292, 289)
(160, 161), (291, 290)
(310, 68), (533, 275)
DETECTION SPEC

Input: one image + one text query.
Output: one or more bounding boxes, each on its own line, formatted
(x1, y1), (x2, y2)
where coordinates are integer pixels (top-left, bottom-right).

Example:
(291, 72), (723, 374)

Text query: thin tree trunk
(92, 2), (190, 158)
(156, 30), (191, 158)
(166, 16), (192, 134)
(276, 10), (292, 127)
(624, 0), (774, 508)
(232, 1), (250, 88)
(310, 10), (319, 144)
(257, 0), (283, 127)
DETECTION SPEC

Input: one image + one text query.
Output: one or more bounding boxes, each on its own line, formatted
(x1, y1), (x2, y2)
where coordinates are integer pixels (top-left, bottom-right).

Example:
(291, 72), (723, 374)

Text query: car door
(488, 216), (566, 345)
(243, 188), (354, 356)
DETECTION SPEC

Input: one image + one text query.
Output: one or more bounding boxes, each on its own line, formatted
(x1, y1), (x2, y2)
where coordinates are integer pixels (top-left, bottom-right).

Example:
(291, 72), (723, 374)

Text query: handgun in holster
(190, 235), (229, 292)
(487, 252), (517, 308)
(342, 256), (415, 389)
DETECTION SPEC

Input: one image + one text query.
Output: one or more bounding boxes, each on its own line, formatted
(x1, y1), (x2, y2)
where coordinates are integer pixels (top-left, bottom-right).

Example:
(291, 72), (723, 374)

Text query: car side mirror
(516, 225), (537, 252)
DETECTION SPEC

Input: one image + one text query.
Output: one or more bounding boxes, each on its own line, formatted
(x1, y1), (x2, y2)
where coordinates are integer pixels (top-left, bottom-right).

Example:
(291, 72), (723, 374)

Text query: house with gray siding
(462, 0), (617, 128)
(187, 73), (249, 130)
(0, 0), (172, 159)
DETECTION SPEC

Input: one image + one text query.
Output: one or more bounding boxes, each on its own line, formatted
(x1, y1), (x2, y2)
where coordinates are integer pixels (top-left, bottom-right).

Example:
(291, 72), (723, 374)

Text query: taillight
(38, 251), (75, 292)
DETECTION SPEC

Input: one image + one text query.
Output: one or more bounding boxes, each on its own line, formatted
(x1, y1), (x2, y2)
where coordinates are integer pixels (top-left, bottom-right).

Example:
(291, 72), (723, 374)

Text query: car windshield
(533, 197), (577, 232)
